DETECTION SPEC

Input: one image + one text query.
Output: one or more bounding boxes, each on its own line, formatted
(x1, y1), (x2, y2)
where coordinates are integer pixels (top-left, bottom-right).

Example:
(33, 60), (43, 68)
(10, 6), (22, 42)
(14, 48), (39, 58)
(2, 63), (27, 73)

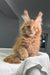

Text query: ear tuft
(21, 10), (30, 22)
(24, 10), (28, 16)
(35, 12), (43, 24)
(38, 12), (43, 17)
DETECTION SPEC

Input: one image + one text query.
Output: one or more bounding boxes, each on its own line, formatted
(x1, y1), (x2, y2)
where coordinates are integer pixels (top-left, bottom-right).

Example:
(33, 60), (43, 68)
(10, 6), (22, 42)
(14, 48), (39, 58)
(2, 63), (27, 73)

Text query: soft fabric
(0, 49), (50, 75)
(0, 50), (21, 75)
(26, 68), (45, 75)
(14, 52), (50, 75)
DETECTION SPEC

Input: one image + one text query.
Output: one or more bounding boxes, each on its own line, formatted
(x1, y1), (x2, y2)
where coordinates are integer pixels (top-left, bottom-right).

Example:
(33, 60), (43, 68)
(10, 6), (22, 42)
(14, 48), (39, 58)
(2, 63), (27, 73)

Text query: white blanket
(14, 52), (50, 75)
(0, 48), (21, 75)
(0, 48), (50, 75)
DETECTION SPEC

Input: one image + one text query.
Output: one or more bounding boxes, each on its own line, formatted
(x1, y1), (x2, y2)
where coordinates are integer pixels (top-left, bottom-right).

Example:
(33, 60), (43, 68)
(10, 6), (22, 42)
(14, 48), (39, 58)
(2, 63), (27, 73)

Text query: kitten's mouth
(28, 32), (36, 37)
(23, 31), (36, 37)
(30, 33), (36, 36)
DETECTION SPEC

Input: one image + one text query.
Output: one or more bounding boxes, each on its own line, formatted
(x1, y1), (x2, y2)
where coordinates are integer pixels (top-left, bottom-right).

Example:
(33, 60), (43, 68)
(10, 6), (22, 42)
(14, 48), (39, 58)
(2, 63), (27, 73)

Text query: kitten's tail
(4, 54), (21, 64)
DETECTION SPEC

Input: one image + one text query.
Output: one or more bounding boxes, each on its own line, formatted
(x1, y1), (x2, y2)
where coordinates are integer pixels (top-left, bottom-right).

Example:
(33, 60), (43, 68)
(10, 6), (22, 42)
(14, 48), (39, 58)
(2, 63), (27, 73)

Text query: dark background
(0, 0), (50, 55)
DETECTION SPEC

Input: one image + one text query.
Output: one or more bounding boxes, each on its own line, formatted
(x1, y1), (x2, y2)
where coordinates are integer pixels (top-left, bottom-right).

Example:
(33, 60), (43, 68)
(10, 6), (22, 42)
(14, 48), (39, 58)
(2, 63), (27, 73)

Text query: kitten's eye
(33, 26), (36, 29)
(27, 25), (30, 29)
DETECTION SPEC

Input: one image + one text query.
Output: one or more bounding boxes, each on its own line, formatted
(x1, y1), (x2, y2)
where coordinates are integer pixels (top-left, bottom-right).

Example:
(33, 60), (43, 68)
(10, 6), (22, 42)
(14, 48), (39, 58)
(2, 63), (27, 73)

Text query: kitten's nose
(30, 30), (33, 34)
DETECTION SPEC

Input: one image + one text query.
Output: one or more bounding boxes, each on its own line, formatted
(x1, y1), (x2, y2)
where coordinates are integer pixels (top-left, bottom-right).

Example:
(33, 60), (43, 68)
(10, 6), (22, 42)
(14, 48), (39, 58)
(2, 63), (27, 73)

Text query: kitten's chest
(21, 37), (40, 56)
(22, 37), (40, 49)
(22, 38), (36, 48)
(21, 36), (40, 48)
(24, 38), (36, 54)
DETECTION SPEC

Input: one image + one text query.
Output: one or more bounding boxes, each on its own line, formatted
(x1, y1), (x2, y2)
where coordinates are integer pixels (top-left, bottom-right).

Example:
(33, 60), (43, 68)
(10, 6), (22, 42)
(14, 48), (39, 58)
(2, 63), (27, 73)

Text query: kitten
(4, 10), (43, 64)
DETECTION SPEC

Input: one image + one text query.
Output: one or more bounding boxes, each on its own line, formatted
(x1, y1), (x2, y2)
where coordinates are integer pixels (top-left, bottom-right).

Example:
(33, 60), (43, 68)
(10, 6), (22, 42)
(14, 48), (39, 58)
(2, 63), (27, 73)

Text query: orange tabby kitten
(4, 10), (43, 64)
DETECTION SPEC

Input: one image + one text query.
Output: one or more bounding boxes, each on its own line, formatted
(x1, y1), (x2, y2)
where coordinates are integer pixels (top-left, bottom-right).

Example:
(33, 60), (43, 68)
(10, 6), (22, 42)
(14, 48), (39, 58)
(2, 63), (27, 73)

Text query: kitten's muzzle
(29, 30), (33, 34)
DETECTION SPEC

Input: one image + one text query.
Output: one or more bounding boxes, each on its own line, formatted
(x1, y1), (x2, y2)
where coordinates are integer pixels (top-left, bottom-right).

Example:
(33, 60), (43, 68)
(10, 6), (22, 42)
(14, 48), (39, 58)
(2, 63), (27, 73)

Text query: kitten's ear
(21, 10), (30, 22)
(35, 12), (43, 25)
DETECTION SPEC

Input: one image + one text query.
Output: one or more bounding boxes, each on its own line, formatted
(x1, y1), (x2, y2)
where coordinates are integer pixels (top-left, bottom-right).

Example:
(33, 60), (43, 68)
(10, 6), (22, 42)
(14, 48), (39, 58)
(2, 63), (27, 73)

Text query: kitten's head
(20, 10), (43, 37)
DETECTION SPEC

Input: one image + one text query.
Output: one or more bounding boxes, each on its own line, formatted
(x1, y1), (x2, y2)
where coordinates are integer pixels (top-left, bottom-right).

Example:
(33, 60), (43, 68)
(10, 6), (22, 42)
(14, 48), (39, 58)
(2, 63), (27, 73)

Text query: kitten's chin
(27, 33), (35, 38)
(28, 34), (35, 37)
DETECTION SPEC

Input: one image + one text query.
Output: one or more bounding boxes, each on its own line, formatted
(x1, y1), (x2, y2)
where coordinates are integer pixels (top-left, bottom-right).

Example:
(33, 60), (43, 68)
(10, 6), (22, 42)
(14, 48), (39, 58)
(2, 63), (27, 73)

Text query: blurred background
(0, 0), (50, 55)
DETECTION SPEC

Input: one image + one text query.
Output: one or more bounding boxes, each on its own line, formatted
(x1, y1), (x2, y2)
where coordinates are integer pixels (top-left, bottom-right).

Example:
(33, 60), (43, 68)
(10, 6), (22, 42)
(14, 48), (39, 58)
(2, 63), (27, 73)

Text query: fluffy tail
(4, 54), (21, 64)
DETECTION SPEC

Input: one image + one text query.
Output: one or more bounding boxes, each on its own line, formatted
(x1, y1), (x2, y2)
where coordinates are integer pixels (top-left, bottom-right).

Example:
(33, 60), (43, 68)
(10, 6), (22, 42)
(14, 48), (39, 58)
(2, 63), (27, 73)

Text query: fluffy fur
(4, 10), (43, 64)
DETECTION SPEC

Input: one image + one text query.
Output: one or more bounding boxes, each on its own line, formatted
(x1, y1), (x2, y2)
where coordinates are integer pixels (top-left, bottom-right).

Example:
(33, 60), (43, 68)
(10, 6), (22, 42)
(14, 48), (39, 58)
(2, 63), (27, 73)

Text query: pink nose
(30, 30), (33, 34)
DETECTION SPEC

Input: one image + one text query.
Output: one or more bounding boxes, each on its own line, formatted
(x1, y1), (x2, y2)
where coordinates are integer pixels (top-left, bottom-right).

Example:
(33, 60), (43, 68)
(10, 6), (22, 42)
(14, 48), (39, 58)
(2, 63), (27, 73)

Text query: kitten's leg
(18, 47), (29, 60)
